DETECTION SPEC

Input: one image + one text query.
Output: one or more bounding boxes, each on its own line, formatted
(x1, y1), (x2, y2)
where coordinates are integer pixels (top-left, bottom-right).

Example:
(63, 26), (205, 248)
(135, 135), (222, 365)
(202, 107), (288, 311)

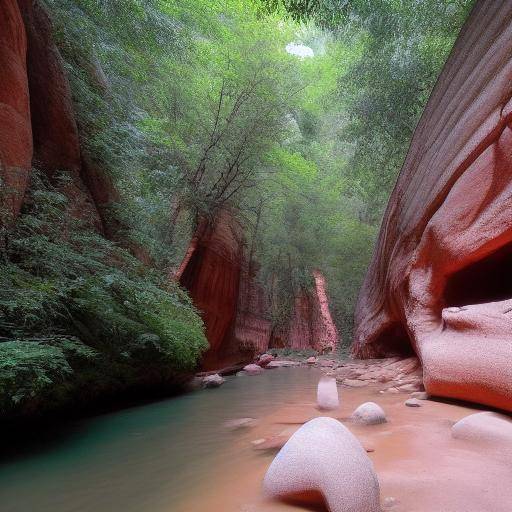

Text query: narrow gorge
(0, 1), (511, 512)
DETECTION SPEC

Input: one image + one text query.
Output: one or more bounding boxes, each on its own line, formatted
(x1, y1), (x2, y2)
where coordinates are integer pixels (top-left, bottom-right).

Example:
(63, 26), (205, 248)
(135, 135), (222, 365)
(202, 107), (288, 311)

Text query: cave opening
(443, 240), (512, 308)
(372, 322), (414, 358)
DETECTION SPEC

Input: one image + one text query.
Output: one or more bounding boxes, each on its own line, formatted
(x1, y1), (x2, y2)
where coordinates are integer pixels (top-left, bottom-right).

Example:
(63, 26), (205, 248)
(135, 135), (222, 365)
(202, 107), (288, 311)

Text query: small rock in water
(351, 402), (387, 425)
(410, 391), (429, 400)
(405, 398), (422, 407)
(253, 435), (289, 451)
(317, 376), (340, 410)
(243, 363), (264, 376)
(263, 417), (381, 512)
(202, 373), (225, 388)
(257, 353), (274, 367)
(451, 412), (512, 444)
(306, 356), (317, 364)
(224, 418), (257, 430)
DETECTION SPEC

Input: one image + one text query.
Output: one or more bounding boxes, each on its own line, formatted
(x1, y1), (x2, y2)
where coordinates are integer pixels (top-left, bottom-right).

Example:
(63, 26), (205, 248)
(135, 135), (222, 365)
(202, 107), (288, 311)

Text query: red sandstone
(353, 0), (512, 412)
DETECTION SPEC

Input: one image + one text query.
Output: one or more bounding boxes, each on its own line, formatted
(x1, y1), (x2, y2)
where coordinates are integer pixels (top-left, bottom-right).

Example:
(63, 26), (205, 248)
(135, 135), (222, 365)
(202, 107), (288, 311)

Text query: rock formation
(263, 417), (381, 512)
(351, 402), (387, 425)
(316, 376), (339, 411)
(0, 0), (122, 235)
(353, 0), (512, 412)
(178, 209), (246, 369)
(178, 208), (339, 369)
(270, 272), (340, 353)
(451, 412), (512, 444)
(0, 0), (32, 221)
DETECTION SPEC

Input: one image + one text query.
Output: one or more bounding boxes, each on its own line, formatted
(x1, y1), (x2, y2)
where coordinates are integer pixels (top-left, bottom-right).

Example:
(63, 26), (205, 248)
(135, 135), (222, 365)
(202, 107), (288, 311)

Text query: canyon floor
(0, 360), (510, 512)
(178, 359), (512, 512)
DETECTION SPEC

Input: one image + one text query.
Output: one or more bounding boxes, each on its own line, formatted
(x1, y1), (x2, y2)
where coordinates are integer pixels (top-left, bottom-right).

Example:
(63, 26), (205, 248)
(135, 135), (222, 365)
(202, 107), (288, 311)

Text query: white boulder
(317, 376), (340, 410)
(452, 412), (512, 444)
(263, 417), (381, 512)
(202, 373), (225, 388)
(243, 363), (264, 376)
(351, 402), (387, 425)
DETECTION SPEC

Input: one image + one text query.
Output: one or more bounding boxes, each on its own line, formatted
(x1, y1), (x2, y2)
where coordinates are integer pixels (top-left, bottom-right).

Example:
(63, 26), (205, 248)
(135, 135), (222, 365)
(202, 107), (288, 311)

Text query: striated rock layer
(178, 210), (339, 368)
(353, 1), (512, 412)
(272, 272), (339, 353)
(0, 0), (32, 220)
(0, 0), (120, 233)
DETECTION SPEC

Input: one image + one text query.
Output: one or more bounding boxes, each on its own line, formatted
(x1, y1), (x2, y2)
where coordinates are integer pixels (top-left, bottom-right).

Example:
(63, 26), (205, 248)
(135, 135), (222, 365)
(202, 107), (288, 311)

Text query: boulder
(243, 364), (264, 376)
(352, 1), (512, 413)
(202, 373), (225, 388)
(257, 353), (274, 367)
(263, 417), (381, 512)
(306, 356), (317, 364)
(316, 377), (340, 411)
(351, 402), (387, 425)
(451, 412), (512, 444)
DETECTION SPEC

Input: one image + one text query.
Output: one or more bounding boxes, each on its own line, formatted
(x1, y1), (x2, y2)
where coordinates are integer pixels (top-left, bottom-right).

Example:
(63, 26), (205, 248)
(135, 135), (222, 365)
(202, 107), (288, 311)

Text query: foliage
(0, 172), (207, 416)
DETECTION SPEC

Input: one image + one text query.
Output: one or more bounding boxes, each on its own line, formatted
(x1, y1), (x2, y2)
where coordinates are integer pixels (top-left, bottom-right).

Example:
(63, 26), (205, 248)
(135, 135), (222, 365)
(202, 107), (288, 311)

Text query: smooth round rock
(451, 412), (512, 444)
(263, 417), (381, 512)
(405, 398), (422, 407)
(243, 364), (264, 376)
(351, 402), (387, 425)
(202, 374), (225, 388)
(257, 354), (274, 367)
(317, 376), (340, 410)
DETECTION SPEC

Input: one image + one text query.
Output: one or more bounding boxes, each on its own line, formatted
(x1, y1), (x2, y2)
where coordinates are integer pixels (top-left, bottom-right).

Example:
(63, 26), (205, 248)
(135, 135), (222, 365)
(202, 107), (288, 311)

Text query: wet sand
(174, 375), (512, 512)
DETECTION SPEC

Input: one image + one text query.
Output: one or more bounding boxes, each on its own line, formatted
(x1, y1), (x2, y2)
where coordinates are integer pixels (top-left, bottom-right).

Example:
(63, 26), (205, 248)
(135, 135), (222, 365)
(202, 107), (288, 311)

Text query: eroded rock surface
(352, 1), (512, 412)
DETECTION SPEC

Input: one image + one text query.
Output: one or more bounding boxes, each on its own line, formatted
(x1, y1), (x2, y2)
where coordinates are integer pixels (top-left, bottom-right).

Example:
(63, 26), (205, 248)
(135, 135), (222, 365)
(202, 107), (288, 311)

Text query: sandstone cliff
(177, 209), (339, 368)
(353, 0), (512, 412)
(0, 0), (116, 232)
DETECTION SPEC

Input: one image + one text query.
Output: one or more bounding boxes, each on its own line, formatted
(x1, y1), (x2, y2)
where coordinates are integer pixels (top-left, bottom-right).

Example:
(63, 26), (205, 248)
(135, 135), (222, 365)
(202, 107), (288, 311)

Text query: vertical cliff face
(0, 0), (118, 233)
(0, 0), (32, 220)
(230, 258), (272, 355)
(269, 271), (339, 353)
(178, 209), (246, 369)
(178, 210), (340, 367)
(311, 270), (339, 353)
(353, 0), (512, 412)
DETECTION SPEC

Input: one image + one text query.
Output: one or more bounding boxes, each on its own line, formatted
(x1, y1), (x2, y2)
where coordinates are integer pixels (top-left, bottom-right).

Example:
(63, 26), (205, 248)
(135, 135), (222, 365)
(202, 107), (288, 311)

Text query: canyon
(353, 0), (512, 412)
(176, 209), (339, 370)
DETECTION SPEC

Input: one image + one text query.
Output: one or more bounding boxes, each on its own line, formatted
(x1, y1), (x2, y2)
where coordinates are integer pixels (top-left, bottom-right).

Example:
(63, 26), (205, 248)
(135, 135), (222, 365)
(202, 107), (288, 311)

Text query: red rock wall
(0, 0), (32, 220)
(311, 270), (339, 353)
(270, 272), (339, 353)
(230, 258), (272, 355)
(0, 0), (117, 233)
(178, 210), (246, 369)
(353, 0), (512, 412)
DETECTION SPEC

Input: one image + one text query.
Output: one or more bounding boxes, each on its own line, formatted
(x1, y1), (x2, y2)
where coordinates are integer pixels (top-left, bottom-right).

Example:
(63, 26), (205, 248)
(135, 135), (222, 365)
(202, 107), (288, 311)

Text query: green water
(0, 366), (321, 512)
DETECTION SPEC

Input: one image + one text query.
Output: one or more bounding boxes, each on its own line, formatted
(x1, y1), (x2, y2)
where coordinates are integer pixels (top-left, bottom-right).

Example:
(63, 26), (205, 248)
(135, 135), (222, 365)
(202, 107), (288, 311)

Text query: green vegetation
(0, 172), (206, 417)
(1, 0), (472, 416)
